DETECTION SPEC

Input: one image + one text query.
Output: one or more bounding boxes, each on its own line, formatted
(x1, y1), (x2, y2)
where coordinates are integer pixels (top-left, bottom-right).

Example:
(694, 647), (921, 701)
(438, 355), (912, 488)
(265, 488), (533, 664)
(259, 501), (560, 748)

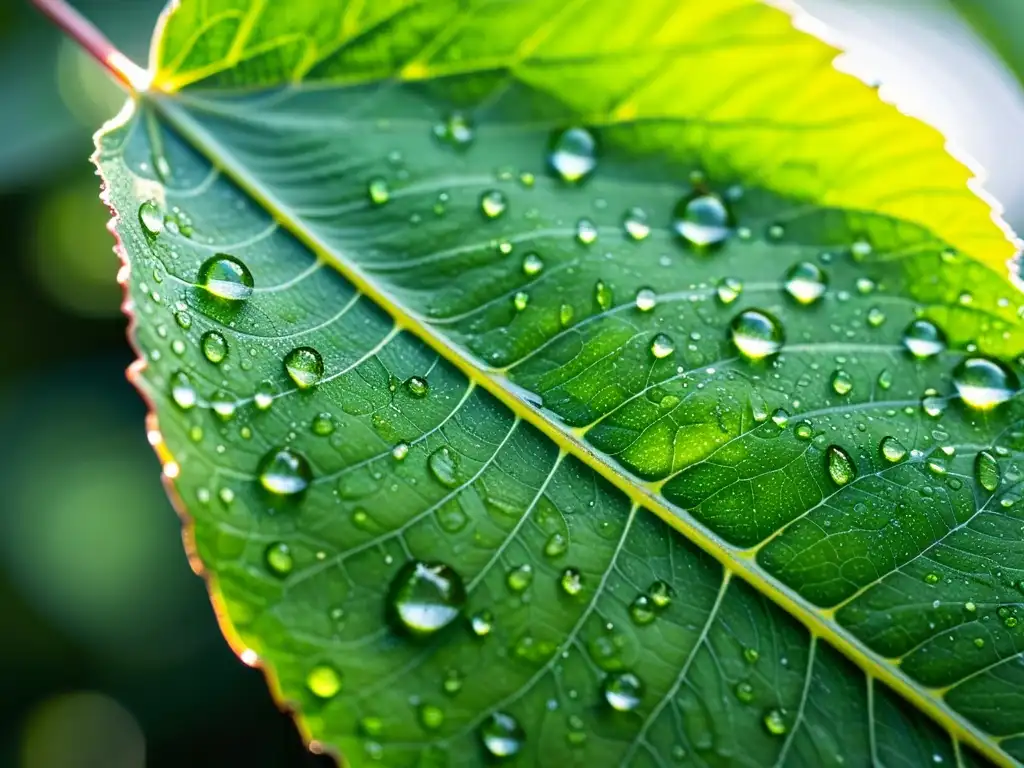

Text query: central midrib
(147, 91), (1009, 767)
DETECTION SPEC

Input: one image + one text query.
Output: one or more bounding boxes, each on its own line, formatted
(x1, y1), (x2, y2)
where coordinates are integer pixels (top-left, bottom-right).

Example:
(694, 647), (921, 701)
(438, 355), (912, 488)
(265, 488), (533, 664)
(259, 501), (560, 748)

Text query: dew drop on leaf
(544, 532), (568, 558)
(744, 647), (760, 664)
(795, 422), (814, 440)
(513, 291), (529, 311)
(507, 564), (534, 593)
(629, 595), (656, 625)
(392, 442), (410, 461)
(265, 542), (294, 576)
(197, 254), (254, 302)
(211, 390), (236, 421)
(387, 561), (466, 637)
(522, 252), (544, 276)
(418, 703), (445, 730)
(559, 567), (582, 596)
(594, 280), (613, 310)
(576, 218), (598, 245)
(623, 207), (650, 241)
(480, 711), (525, 758)
(312, 412), (335, 436)
(405, 375), (429, 398)
(306, 665), (342, 699)
(648, 580), (672, 609)
(480, 190), (508, 219)
(257, 447), (313, 496)
(730, 309), (784, 360)
(559, 303), (575, 327)
(877, 369), (893, 390)
(921, 388), (947, 418)
(952, 357), (1018, 410)
(716, 277), (742, 305)
(784, 261), (828, 305)
(734, 681), (755, 703)
(548, 127), (597, 183)
(975, 450), (1001, 492)
(603, 671), (643, 711)
(367, 177), (390, 205)
(763, 708), (788, 735)
(635, 288), (657, 312)
(650, 333), (675, 359)
(170, 371), (197, 410)
(433, 111), (474, 147)
(673, 191), (732, 247)
(428, 447), (459, 488)
(831, 369), (853, 396)
(826, 445), (856, 486)
(254, 379), (276, 410)
(902, 319), (947, 359)
(139, 200), (163, 237)
(284, 346), (324, 389)
(201, 330), (228, 364)
(880, 436), (907, 463)
(867, 307), (886, 327)
(471, 610), (493, 637)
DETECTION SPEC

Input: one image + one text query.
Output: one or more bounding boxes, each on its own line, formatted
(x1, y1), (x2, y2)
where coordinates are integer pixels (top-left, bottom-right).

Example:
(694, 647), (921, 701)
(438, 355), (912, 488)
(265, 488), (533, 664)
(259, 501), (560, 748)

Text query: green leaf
(95, 0), (1024, 764)
(951, 0), (1024, 88)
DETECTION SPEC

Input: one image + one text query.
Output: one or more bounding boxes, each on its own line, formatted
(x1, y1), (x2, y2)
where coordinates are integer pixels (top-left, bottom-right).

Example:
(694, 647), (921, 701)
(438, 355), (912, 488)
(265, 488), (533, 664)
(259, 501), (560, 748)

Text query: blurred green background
(0, 1), (1020, 766)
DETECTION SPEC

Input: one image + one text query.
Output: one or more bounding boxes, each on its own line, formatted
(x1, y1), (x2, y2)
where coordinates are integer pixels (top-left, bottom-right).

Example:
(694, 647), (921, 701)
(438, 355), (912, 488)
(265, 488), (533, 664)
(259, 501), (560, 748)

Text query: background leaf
(97, 0), (1024, 765)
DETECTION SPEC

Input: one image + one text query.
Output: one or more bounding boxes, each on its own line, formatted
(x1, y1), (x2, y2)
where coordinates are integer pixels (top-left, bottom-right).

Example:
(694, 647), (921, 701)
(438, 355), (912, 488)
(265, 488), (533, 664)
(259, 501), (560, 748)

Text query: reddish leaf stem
(32, 0), (151, 92)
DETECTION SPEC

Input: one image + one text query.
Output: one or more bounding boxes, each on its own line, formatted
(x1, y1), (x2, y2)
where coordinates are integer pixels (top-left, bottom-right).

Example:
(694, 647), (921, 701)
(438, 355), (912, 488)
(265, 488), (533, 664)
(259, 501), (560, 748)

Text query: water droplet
(716, 277), (743, 305)
(170, 371), (197, 410)
(831, 369), (853, 396)
(877, 369), (893, 390)
(603, 672), (643, 711)
(428, 447), (459, 488)
(902, 319), (947, 359)
(975, 450), (1001, 492)
(254, 380), (276, 410)
(392, 442), (410, 461)
(418, 703), (445, 730)
(471, 610), (493, 637)
(387, 561), (466, 637)
(763, 708), (787, 735)
(648, 581), (672, 609)
(784, 262), (828, 305)
(953, 357), (1019, 410)
(312, 412), (335, 436)
(623, 207), (650, 241)
(795, 422), (814, 440)
(974, 637), (985, 648)
(197, 254), (254, 302)
(433, 111), (474, 147)
(635, 288), (657, 312)
(650, 333), (675, 359)
(771, 409), (790, 428)
(513, 291), (529, 311)
(576, 218), (598, 245)
(559, 303), (575, 327)
(594, 280), (613, 311)
(921, 388), (947, 418)
(544, 533), (567, 558)
(406, 375), (429, 398)
(744, 648), (760, 664)
(867, 307), (886, 327)
(284, 347), (324, 389)
(549, 127), (597, 183)
(211, 390), (236, 420)
(257, 447), (313, 496)
(924, 572), (940, 584)
(880, 436), (907, 463)
(201, 331), (228, 364)
(734, 681), (755, 703)
(522, 253), (544, 276)
(629, 595), (656, 625)
(673, 192), (732, 247)
(139, 200), (163, 237)
(480, 711), (524, 758)
(826, 445), (856, 486)
(730, 309), (784, 360)
(368, 177), (390, 205)
(965, 601), (977, 613)
(480, 190), (507, 219)
(306, 664), (342, 698)
(265, 542), (293, 576)
(506, 564), (533, 593)
(559, 567), (582, 596)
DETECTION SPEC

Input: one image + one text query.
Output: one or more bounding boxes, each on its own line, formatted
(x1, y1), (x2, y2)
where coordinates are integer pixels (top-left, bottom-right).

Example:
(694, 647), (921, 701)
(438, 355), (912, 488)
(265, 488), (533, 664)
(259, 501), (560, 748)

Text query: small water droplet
(975, 450), (1001, 492)
(673, 192), (732, 247)
(730, 309), (784, 360)
(306, 664), (342, 698)
(471, 610), (493, 637)
(170, 371), (197, 410)
(744, 647), (760, 664)
(284, 347), (324, 389)
(522, 253), (544, 276)
(139, 200), (163, 237)
(603, 671), (643, 711)
(867, 307), (886, 327)
(649, 581), (672, 609)
(197, 255), (254, 302)
(716, 277), (743, 305)
(877, 369), (893, 390)
(826, 445), (856, 486)
(784, 262), (828, 305)
(576, 218), (598, 245)
(795, 422), (814, 440)
(311, 412), (335, 436)
(201, 331), (228, 364)
(559, 567), (581, 596)
(902, 319), (947, 359)
(367, 177), (390, 205)
(629, 595), (656, 625)
(634, 288), (657, 312)
(831, 369), (853, 396)
(433, 111), (474, 147)
(418, 703), (445, 730)
(506, 564), (533, 593)
(513, 291), (529, 311)
(406, 375), (429, 398)
(257, 447), (313, 496)
(480, 190), (507, 219)
(924, 572), (940, 584)
(623, 207), (650, 241)
(265, 542), (294, 576)
(544, 533), (567, 558)
(211, 390), (236, 420)
(549, 127), (597, 183)
(921, 388), (947, 418)
(480, 711), (524, 758)
(650, 333), (675, 359)
(392, 442), (410, 461)
(559, 303), (575, 327)
(763, 708), (787, 735)
(254, 379), (276, 410)
(428, 447), (459, 488)
(388, 561), (466, 637)
(594, 280), (613, 311)
(880, 436), (907, 463)
(734, 681), (755, 703)
(953, 357), (1018, 409)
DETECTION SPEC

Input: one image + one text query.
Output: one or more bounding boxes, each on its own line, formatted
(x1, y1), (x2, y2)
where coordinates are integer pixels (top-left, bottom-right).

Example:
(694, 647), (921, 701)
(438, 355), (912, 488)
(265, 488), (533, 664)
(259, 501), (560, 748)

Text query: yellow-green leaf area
(97, 0), (1024, 765)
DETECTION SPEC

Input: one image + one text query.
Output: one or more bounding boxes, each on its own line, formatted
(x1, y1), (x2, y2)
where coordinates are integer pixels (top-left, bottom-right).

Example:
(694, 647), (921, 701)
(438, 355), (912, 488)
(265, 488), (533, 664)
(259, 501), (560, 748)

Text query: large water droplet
(480, 711), (525, 758)
(387, 561), (466, 637)
(635, 288), (657, 312)
(284, 347), (324, 389)
(730, 310), (784, 360)
(139, 200), (163, 237)
(880, 436), (907, 463)
(170, 371), (197, 410)
(975, 450), (1001, 492)
(826, 445), (856, 486)
(902, 319), (947, 359)
(306, 664), (342, 698)
(201, 330), (228, 364)
(549, 127), (597, 183)
(257, 447), (313, 496)
(673, 192), (732, 248)
(603, 672), (643, 711)
(953, 357), (1018, 409)
(784, 262), (827, 305)
(480, 190), (507, 219)
(197, 255), (254, 302)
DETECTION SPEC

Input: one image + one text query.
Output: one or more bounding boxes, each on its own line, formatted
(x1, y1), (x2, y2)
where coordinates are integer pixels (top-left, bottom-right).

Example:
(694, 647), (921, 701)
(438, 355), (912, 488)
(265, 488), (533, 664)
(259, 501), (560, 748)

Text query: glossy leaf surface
(97, 0), (1024, 764)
